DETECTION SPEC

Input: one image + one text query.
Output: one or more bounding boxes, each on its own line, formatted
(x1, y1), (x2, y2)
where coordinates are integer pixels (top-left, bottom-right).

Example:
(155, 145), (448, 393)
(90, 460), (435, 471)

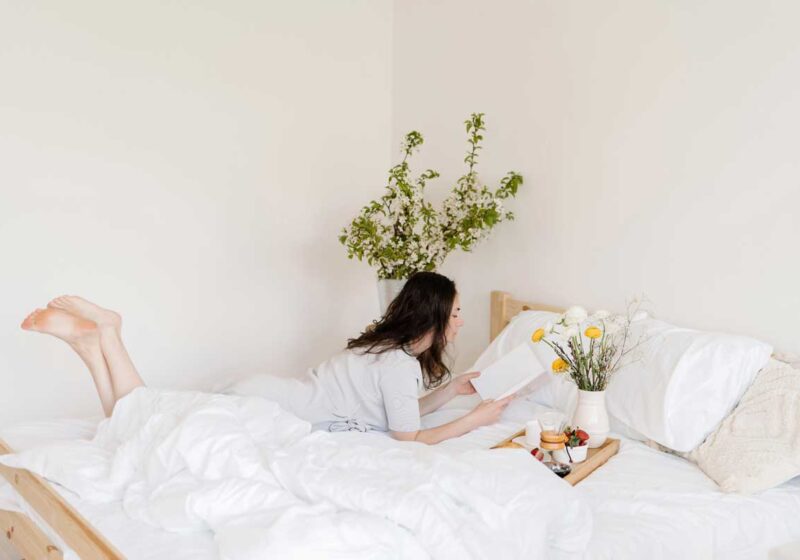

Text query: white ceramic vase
(572, 389), (609, 448)
(377, 278), (406, 316)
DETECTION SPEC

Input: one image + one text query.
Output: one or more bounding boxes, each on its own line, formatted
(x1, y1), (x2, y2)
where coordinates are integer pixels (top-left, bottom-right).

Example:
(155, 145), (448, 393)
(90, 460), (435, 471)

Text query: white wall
(0, 1), (392, 426)
(393, 0), (800, 372)
(4, 1), (798, 426)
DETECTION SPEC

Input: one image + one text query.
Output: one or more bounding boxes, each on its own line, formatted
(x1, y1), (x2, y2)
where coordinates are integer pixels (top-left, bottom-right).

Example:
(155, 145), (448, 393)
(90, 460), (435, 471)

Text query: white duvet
(0, 388), (591, 560)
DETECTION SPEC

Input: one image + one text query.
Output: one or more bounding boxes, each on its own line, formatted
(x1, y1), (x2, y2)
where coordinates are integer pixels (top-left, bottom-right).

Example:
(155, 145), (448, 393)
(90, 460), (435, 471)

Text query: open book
(470, 343), (546, 400)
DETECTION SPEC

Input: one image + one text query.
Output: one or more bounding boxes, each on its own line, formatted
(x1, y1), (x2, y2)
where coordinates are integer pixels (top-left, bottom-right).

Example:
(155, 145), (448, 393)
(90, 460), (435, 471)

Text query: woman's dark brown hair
(347, 271), (456, 389)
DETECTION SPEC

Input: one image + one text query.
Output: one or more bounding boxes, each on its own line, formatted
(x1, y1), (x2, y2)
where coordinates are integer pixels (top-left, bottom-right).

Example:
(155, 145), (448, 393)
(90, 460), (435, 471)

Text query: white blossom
(564, 306), (588, 326)
(632, 310), (649, 322)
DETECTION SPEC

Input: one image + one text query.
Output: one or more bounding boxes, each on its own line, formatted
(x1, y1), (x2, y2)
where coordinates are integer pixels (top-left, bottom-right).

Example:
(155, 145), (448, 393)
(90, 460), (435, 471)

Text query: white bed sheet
(578, 440), (800, 560)
(2, 399), (800, 560)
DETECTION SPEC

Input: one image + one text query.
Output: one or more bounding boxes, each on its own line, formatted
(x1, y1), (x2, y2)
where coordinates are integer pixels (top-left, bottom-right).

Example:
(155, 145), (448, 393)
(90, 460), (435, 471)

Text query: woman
(21, 272), (512, 444)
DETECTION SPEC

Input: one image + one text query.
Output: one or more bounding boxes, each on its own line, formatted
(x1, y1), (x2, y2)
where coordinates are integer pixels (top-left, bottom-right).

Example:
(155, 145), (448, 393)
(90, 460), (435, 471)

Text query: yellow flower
(552, 358), (568, 373)
(531, 328), (545, 343)
(584, 326), (602, 339)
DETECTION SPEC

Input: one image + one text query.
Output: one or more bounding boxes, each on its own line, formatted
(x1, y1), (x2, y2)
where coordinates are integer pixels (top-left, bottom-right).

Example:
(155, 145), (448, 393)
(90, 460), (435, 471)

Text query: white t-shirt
(300, 347), (424, 433)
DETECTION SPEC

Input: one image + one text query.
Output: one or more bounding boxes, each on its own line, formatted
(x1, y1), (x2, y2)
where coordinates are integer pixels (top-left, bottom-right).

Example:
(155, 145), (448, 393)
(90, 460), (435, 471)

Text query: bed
(1, 291), (799, 559)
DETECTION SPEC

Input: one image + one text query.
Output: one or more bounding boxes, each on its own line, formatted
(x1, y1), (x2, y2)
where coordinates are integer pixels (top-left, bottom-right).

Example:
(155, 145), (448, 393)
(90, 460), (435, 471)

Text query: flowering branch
(339, 113), (523, 279)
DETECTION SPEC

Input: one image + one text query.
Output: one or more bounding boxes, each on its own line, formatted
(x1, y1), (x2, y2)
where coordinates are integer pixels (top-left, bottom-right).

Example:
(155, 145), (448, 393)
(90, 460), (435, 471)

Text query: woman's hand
(419, 371), (481, 416)
(419, 372), (482, 416)
(467, 395), (514, 429)
(449, 371), (480, 396)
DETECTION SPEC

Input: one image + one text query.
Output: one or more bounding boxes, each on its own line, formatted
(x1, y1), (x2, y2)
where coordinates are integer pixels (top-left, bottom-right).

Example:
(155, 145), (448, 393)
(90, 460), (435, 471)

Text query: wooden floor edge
(0, 437), (125, 559)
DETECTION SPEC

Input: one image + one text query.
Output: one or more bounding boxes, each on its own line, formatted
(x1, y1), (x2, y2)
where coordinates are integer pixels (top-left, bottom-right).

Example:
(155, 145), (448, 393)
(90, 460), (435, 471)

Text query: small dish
(543, 460), (572, 478)
(553, 445), (589, 464)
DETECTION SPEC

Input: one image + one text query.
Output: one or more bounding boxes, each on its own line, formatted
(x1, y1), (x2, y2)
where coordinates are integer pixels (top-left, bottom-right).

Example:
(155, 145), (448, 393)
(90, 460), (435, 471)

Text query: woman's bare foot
(47, 295), (121, 329)
(22, 308), (116, 417)
(21, 308), (98, 346)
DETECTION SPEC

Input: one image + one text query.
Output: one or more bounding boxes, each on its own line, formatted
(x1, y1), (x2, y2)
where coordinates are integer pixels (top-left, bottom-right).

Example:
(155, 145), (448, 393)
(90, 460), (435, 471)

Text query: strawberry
(576, 429), (590, 442)
(530, 448), (544, 461)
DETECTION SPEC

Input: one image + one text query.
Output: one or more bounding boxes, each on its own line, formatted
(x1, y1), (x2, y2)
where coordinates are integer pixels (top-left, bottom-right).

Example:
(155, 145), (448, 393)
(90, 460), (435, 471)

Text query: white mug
(525, 420), (541, 447)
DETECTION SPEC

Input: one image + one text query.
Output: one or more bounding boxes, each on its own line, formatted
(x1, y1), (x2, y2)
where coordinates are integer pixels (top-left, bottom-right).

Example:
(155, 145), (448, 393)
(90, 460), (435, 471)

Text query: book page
(470, 343), (546, 401)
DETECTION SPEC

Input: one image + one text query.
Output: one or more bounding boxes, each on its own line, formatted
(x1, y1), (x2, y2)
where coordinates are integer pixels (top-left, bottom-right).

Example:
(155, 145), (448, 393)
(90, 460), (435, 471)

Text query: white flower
(593, 310), (610, 320)
(632, 310), (649, 322)
(603, 315), (627, 334)
(560, 325), (578, 339)
(564, 306), (588, 326)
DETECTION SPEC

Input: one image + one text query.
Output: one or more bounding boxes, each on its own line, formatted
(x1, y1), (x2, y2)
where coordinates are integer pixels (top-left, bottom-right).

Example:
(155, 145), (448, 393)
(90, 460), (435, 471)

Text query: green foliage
(339, 113), (524, 279)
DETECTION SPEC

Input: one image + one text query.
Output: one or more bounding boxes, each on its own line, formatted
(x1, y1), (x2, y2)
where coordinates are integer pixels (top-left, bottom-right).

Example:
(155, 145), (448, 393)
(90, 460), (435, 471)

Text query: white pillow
(606, 318), (772, 452)
(689, 358), (800, 493)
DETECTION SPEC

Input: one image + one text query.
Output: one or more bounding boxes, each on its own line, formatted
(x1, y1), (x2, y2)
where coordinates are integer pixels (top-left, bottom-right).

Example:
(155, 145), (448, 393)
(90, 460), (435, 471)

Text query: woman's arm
(418, 384), (456, 416)
(418, 371), (480, 416)
(393, 395), (514, 445)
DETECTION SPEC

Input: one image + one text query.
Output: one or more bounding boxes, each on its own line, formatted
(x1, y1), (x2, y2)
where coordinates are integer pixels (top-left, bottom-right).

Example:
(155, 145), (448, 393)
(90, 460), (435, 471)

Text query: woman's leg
(48, 296), (145, 402)
(96, 325), (145, 401)
(21, 308), (116, 416)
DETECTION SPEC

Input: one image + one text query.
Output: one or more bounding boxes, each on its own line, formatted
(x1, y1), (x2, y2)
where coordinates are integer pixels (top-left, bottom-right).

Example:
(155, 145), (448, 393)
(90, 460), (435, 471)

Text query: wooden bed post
(491, 291), (566, 343)
(0, 438), (124, 559)
(490, 291), (511, 342)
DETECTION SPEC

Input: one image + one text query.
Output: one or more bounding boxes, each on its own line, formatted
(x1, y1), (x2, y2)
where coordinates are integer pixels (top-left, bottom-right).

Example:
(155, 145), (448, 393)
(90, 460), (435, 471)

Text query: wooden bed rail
(0, 508), (63, 559)
(0, 438), (124, 559)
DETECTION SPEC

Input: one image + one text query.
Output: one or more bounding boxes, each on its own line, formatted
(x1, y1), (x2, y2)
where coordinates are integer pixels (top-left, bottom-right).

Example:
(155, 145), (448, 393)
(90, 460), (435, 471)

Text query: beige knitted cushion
(689, 358), (800, 494)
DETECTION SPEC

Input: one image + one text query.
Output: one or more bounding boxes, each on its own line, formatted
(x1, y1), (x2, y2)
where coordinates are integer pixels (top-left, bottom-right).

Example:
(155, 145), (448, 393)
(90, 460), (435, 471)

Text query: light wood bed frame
(0, 439), (123, 559)
(0, 290), (567, 559)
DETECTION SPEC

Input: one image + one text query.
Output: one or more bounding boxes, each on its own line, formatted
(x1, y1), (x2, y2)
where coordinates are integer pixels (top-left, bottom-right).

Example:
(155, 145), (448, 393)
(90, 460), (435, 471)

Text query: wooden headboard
(490, 291), (564, 342)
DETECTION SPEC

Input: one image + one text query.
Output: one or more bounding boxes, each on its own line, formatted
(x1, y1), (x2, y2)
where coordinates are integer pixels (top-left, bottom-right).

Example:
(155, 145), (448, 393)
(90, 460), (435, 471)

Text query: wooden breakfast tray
(492, 430), (620, 485)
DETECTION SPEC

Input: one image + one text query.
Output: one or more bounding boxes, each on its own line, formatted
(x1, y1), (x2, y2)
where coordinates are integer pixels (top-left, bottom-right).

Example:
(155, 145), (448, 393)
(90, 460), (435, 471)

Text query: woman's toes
(47, 296), (67, 309)
(21, 309), (42, 330)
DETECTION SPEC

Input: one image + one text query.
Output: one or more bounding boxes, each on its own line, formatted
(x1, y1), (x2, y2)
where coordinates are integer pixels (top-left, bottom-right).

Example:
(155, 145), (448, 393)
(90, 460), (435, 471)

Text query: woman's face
(410, 293), (464, 355)
(445, 294), (464, 344)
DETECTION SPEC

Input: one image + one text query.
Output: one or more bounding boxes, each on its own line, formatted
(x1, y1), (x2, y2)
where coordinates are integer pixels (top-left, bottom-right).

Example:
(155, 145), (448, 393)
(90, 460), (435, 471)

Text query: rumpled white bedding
(0, 388), (591, 560)
(578, 440), (800, 560)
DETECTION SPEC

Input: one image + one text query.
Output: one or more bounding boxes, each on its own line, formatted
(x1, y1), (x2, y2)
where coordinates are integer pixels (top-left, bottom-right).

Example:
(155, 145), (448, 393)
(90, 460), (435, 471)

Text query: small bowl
(543, 460), (572, 478)
(553, 445), (588, 464)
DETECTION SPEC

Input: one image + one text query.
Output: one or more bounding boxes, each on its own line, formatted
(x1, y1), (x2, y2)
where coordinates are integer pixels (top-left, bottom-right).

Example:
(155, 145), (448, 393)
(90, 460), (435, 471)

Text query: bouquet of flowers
(530, 302), (647, 391)
(339, 113), (523, 280)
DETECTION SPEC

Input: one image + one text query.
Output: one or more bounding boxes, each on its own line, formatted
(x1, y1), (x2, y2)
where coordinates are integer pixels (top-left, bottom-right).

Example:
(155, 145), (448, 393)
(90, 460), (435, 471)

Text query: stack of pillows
(473, 310), (800, 494)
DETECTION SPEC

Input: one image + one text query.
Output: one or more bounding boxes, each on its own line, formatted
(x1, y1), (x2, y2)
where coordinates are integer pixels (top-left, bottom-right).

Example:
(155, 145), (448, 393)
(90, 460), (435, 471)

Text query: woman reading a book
(21, 272), (513, 444)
